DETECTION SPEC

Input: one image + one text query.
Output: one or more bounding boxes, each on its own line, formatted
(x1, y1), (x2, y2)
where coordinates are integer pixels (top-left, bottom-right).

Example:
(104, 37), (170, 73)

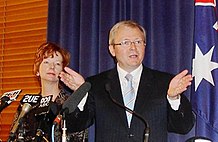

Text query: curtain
(47, 0), (195, 141)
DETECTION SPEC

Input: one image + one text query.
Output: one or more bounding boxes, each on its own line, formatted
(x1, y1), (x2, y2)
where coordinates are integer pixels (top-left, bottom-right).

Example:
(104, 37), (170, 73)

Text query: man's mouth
(129, 54), (138, 58)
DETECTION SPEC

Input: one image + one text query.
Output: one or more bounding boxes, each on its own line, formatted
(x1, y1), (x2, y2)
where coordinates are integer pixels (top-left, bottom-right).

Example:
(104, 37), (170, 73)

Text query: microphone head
(0, 96), (10, 112)
(21, 103), (32, 113)
(20, 94), (41, 108)
(34, 95), (53, 116)
(53, 114), (62, 125)
(1, 89), (21, 104)
(0, 96), (10, 103)
(0, 90), (21, 113)
(62, 82), (91, 114)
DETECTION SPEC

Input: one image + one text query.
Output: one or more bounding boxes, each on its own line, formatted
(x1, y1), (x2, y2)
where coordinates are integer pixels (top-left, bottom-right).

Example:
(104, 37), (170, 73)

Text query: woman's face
(38, 51), (63, 83)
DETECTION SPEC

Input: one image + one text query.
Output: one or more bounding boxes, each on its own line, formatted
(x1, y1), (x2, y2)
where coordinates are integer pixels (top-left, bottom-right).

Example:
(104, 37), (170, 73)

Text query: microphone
(51, 115), (62, 142)
(0, 96), (10, 113)
(53, 114), (62, 125)
(20, 94), (41, 108)
(33, 95), (53, 142)
(52, 82), (91, 142)
(34, 95), (53, 115)
(105, 83), (149, 142)
(0, 89), (21, 113)
(62, 81), (91, 114)
(9, 103), (32, 138)
(8, 94), (41, 141)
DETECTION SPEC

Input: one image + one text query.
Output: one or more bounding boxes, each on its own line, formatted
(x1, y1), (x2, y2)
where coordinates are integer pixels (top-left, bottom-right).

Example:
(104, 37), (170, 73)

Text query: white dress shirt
(117, 63), (180, 110)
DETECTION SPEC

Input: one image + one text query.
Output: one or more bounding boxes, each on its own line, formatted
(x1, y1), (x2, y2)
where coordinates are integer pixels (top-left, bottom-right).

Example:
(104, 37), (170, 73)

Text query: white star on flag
(213, 21), (218, 30)
(192, 43), (218, 91)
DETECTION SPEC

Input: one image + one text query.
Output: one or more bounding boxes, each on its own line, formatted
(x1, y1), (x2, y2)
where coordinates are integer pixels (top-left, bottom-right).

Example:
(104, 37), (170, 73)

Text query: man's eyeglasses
(112, 40), (145, 47)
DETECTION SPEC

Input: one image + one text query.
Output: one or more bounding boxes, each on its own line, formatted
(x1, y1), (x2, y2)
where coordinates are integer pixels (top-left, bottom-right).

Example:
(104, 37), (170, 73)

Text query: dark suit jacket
(66, 66), (195, 142)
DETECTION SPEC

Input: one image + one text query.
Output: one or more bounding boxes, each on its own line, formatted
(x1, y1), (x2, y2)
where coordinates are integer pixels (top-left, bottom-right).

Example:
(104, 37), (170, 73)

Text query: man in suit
(60, 20), (195, 142)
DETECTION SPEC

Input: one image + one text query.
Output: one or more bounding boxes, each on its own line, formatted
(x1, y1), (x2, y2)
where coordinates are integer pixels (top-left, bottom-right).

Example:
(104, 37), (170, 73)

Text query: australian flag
(192, 0), (218, 141)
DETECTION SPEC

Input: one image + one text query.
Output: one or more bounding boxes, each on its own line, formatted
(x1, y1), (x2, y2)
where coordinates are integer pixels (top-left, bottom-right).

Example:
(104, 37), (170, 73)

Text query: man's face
(109, 26), (145, 72)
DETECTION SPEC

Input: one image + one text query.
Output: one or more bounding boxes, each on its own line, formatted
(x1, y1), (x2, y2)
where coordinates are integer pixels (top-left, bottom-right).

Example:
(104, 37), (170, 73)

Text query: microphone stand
(105, 84), (149, 142)
(7, 130), (16, 142)
(33, 113), (49, 142)
(17, 118), (25, 141)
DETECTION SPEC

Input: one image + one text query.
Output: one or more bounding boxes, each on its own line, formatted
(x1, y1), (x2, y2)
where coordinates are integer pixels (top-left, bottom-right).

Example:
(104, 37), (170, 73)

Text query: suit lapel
(106, 68), (129, 127)
(134, 67), (153, 114)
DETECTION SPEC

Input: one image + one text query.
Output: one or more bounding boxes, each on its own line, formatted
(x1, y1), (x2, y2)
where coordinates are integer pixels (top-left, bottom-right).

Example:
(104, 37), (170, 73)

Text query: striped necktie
(124, 73), (135, 127)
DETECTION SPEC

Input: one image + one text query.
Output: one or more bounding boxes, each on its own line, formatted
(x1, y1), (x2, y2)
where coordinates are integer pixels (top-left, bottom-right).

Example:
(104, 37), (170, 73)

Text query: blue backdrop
(46, 0), (212, 141)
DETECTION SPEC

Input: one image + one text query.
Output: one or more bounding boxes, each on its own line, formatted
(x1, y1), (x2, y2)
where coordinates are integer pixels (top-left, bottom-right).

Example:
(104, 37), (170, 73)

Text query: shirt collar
(117, 64), (143, 81)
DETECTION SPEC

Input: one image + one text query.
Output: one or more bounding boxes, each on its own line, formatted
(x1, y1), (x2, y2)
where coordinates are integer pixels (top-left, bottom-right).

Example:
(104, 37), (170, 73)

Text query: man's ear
(109, 45), (115, 57)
